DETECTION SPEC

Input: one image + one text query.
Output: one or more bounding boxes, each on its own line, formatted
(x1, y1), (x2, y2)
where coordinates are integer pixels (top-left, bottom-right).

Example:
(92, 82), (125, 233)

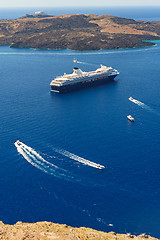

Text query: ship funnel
(73, 67), (79, 74)
(73, 67), (83, 75)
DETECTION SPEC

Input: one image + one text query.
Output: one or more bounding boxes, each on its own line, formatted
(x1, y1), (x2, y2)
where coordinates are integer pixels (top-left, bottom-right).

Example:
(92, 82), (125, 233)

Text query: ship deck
(51, 70), (113, 86)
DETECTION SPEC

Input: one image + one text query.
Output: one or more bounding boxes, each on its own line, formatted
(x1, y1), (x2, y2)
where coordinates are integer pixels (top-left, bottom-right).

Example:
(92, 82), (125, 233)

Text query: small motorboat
(127, 115), (135, 122)
(129, 97), (133, 101)
(73, 59), (77, 63)
(97, 164), (105, 169)
(109, 224), (113, 227)
(16, 140), (22, 146)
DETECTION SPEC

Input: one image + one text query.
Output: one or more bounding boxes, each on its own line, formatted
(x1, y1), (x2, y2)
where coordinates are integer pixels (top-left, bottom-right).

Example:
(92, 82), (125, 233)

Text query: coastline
(2, 39), (159, 52)
(0, 221), (159, 240)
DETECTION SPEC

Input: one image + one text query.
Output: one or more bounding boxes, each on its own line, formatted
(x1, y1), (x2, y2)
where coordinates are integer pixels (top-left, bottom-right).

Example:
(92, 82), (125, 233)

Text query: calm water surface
(0, 6), (160, 21)
(0, 35), (160, 238)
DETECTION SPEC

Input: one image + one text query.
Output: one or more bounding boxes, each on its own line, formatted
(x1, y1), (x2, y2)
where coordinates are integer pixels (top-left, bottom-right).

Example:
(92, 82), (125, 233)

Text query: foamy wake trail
(76, 61), (98, 67)
(54, 148), (104, 169)
(21, 143), (58, 168)
(14, 141), (75, 181)
(129, 98), (153, 111)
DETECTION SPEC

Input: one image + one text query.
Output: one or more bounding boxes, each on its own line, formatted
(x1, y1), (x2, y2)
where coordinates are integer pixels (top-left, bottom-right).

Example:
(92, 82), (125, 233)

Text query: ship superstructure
(50, 64), (119, 93)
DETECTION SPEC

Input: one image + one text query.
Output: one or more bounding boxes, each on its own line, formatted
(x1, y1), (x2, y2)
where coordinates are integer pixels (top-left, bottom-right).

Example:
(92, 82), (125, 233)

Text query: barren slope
(0, 221), (159, 240)
(0, 14), (159, 50)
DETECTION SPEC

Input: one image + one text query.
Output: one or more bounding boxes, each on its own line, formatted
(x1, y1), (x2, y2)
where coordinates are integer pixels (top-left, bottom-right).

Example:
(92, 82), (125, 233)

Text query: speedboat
(129, 97), (133, 101)
(16, 140), (22, 146)
(73, 59), (77, 63)
(127, 115), (135, 122)
(109, 224), (113, 227)
(97, 164), (105, 169)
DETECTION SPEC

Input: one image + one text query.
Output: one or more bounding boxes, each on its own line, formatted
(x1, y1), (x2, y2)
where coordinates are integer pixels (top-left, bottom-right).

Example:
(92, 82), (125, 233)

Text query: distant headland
(0, 12), (160, 50)
(21, 10), (54, 18)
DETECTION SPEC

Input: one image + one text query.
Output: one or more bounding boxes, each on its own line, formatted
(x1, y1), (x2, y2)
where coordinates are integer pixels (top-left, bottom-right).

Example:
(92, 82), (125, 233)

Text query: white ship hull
(50, 65), (119, 93)
(51, 74), (117, 93)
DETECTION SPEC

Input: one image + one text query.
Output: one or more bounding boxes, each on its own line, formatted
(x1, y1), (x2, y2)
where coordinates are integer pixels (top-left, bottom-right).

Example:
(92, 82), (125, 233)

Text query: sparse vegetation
(0, 221), (159, 240)
(0, 14), (159, 50)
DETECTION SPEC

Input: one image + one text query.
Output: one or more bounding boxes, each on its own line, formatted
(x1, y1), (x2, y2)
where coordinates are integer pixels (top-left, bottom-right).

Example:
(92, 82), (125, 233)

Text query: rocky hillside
(0, 14), (160, 50)
(0, 221), (159, 240)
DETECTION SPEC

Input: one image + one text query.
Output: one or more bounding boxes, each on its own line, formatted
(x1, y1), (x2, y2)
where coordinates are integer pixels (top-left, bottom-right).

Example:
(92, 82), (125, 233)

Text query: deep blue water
(0, 7), (160, 238)
(0, 42), (160, 237)
(0, 6), (160, 21)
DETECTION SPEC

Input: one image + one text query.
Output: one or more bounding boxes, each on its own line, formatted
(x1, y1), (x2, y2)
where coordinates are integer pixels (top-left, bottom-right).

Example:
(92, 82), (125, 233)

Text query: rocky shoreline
(0, 221), (159, 240)
(0, 14), (160, 50)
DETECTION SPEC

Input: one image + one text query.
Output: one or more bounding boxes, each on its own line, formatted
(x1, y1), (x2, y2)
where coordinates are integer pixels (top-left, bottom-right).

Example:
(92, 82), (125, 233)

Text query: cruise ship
(50, 64), (119, 93)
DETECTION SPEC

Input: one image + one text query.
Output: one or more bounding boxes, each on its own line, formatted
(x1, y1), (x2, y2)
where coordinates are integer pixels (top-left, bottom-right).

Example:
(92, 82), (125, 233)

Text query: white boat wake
(129, 97), (153, 111)
(14, 141), (75, 181)
(74, 59), (99, 67)
(54, 148), (105, 169)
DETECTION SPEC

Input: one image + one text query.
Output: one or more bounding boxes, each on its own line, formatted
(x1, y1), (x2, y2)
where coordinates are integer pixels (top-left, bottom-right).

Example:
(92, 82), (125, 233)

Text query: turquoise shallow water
(0, 41), (160, 237)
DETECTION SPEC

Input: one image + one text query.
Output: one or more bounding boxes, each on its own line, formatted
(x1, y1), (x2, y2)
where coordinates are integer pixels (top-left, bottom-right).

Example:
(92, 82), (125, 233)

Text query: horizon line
(0, 5), (160, 8)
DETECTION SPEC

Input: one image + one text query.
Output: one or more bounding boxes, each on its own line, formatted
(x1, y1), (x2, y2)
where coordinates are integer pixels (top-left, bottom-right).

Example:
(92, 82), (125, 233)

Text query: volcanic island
(0, 12), (160, 50)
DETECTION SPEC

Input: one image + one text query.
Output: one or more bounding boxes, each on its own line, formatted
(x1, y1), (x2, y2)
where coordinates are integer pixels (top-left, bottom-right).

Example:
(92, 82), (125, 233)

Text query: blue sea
(0, 6), (160, 21)
(0, 7), (160, 238)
